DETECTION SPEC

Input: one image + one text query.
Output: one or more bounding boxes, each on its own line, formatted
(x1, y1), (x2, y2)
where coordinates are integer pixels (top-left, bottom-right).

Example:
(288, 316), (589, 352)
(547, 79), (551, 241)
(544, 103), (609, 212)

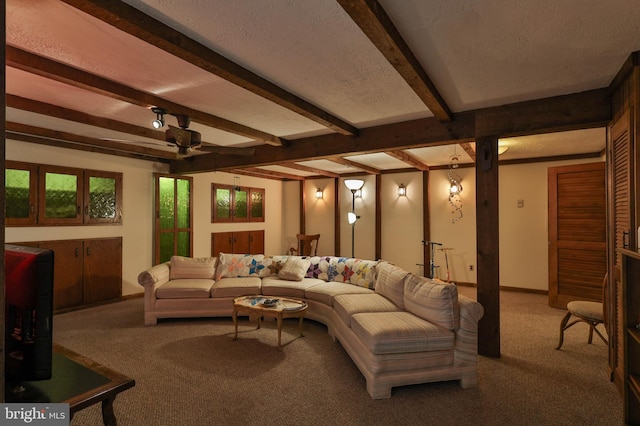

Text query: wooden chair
(289, 234), (320, 256)
(556, 274), (608, 350)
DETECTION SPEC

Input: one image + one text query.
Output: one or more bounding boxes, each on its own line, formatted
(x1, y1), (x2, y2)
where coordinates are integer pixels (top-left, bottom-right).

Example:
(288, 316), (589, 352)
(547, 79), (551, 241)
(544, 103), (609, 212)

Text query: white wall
(290, 157), (605, 292)
(302, 178), (335, 255)
(191, 171), (285, 256)
(380, 172), (424, 274)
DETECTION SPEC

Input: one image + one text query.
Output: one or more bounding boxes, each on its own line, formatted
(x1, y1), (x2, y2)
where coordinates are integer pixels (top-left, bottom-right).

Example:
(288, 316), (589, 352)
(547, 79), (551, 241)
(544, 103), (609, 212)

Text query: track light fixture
(151, 107), (167, 129)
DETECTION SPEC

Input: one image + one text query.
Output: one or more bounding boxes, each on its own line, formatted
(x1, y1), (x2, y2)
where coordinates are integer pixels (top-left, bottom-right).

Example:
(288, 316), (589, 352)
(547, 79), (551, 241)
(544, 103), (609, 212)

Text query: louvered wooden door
(609, 110), (634, 389)
(548, 162), (607, 308)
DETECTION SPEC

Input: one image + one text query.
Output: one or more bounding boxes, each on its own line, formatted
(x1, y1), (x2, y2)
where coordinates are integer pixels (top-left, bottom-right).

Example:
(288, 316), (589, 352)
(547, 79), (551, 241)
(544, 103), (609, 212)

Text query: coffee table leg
(277, 314), (283, 350)
(101, 397), (117, 426)
(232, 309), (238, 340)
(298, 316), (305, 337)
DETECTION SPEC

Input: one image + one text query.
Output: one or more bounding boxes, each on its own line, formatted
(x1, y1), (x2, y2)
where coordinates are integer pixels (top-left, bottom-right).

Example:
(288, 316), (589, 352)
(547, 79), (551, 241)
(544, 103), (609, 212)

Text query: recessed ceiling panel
(344, 153), (410, 170)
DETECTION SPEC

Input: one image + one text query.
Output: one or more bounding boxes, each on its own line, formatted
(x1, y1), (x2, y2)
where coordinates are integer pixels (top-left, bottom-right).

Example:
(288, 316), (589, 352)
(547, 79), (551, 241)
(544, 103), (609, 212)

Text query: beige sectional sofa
(137, 253), (484, 398)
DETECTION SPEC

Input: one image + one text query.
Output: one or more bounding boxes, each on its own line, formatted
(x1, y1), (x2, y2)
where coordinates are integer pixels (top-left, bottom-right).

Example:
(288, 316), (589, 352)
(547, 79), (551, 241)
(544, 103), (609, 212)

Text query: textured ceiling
(6, 0), (640, 175)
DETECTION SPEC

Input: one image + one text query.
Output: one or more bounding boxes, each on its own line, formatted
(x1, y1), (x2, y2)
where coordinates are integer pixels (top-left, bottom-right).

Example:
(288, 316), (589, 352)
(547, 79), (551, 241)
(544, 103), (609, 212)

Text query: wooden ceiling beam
(384, 150), (430, 171)
(242, 167), (305, 181)
(282, 163), (341, 178)
(459, 142), (476, 162)
(60, 0), (359, 137)
(172, 112), (475, 173)
(475, 88), (611, 138)
(6, 121), (176, 159)
(337, 0), (453, 121)
(6, 46), (285, 146)
(227, 168), (285, 181)
(171, 88), (610, 174)
(328, 157), (381, 174)
(7, 94), (167, 142)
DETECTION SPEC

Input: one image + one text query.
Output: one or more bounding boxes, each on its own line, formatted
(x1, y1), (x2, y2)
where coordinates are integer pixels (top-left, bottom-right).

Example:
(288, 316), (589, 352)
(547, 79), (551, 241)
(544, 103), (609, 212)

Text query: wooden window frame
(5, 161), (123, 226)
(84, 170), (123, 224)
(154, 173), (194, 264)
(211, 184), (265, 223)
(38, 165), (84, 225)
(5, 160), (38, 226)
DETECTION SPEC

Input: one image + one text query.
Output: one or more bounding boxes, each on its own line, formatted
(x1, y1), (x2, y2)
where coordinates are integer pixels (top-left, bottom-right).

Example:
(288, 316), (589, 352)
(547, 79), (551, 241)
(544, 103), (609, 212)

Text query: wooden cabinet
(211, 231), (264, 256)
(621, 248), (640, 424)
(37, 237), (122, 311)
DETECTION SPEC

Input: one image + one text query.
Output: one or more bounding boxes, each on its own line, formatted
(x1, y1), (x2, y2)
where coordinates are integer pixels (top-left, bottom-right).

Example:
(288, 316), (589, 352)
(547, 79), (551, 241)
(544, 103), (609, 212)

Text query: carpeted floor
(53, 287), (623, 425)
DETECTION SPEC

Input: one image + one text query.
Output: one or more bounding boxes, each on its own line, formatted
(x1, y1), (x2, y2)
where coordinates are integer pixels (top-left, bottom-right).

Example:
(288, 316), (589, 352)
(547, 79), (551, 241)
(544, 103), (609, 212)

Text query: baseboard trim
(455, 282), (548, 295)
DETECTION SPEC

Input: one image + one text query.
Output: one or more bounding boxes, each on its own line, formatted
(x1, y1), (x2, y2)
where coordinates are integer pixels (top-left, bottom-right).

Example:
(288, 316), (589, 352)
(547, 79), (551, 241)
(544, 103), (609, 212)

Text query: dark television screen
(5, 244), (54, 382)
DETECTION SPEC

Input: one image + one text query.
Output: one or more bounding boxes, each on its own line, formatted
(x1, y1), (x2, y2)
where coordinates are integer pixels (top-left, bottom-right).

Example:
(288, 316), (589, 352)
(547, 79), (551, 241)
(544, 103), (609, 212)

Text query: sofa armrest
(454, 294), (484, 366)
(137, 262), (170, 288)
(458, 294), (484, 331)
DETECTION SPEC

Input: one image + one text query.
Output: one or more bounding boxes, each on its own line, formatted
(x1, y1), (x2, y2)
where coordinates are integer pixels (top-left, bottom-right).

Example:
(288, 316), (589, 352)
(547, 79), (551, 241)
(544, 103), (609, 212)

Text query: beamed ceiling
(6, 0), (640, 180)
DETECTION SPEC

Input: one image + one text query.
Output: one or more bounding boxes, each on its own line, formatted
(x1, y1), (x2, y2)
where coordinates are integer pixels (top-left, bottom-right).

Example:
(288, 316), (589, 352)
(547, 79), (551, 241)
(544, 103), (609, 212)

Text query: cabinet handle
(77, 205), (81, 215)
(30, 205), (35, 213)
(86, 247), (91, 256)
(75, 248), (80, 257)
(233, 236), (236, 243)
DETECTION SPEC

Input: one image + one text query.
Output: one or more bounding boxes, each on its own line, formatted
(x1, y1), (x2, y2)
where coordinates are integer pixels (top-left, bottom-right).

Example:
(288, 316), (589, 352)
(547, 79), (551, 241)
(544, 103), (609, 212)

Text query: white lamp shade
(315, 188), (323, 199)
(347, 212), (359, 224)
(344, 179), (364, 191)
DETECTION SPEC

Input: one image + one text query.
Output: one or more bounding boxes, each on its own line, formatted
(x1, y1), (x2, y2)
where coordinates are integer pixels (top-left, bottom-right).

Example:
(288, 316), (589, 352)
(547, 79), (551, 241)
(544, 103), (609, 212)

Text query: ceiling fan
(163, 111), (255, 158)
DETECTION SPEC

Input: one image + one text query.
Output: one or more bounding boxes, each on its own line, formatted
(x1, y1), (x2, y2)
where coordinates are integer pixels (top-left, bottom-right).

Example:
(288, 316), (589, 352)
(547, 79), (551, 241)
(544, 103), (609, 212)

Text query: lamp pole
(351, 189), (356, 258)
(344, 179), (364, 259)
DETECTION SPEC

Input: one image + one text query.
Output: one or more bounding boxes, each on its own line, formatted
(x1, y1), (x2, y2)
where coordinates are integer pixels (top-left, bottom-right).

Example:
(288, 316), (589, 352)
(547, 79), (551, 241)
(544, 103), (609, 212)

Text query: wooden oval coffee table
(232, 295), (308, 349)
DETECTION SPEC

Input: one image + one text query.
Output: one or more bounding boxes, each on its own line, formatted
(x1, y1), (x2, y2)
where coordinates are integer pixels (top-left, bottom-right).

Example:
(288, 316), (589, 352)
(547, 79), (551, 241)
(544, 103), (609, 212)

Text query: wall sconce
(398, 183), (407, 197)
(315, 188), (323, 199)
(151, 107), (166, 129)
(448, 154), (463, 223)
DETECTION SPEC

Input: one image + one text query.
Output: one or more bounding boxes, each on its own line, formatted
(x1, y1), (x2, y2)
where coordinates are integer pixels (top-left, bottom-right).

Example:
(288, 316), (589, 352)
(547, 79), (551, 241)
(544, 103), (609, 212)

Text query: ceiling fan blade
(198, 145), (256, 156)
(166, 125), (201, 149)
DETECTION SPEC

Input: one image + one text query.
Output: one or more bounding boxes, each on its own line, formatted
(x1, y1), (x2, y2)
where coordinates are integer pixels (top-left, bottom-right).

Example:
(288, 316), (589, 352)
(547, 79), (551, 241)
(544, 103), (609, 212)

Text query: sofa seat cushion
(304, 281), (374, 306)
(351, 312), (454, 355)
(156, 279), (214, 299)
(210, 277), (262, 298)
(403, 274), (460, 331)
(334, 294), (400, 327)
(261, 276), (324, 298)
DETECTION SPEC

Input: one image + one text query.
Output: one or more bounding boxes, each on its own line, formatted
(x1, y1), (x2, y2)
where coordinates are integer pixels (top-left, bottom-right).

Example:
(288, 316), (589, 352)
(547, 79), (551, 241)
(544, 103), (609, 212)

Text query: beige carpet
(53, 287), (623, 425)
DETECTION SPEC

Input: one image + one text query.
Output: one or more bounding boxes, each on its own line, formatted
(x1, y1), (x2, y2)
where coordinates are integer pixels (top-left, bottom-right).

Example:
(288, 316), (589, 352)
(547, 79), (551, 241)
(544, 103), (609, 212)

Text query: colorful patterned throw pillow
(216, 253), (266, 279)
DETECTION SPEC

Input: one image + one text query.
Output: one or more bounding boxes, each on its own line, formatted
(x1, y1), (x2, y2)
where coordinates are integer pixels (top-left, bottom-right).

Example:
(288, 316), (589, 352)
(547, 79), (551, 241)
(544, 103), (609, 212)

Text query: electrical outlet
(469, 265), (474, 271)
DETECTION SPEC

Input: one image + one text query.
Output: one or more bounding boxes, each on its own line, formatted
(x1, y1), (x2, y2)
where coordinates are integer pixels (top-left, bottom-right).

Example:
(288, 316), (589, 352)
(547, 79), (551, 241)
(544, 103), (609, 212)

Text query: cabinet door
(38, 240), (84, 311)
(232, 231), (251, 253)
(249, 230), (265, 254)
(83, 238), (122, 304)
(211, 232), (234, 256)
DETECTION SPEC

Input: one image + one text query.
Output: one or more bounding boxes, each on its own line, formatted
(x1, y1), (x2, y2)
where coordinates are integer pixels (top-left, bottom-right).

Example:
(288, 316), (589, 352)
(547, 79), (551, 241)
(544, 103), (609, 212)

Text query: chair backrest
(296, 234), (320, 256)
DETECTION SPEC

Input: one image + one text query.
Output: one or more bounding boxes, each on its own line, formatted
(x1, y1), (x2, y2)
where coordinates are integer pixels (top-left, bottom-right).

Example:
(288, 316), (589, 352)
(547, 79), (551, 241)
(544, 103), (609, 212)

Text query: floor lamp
(344, 179), (364, 258)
